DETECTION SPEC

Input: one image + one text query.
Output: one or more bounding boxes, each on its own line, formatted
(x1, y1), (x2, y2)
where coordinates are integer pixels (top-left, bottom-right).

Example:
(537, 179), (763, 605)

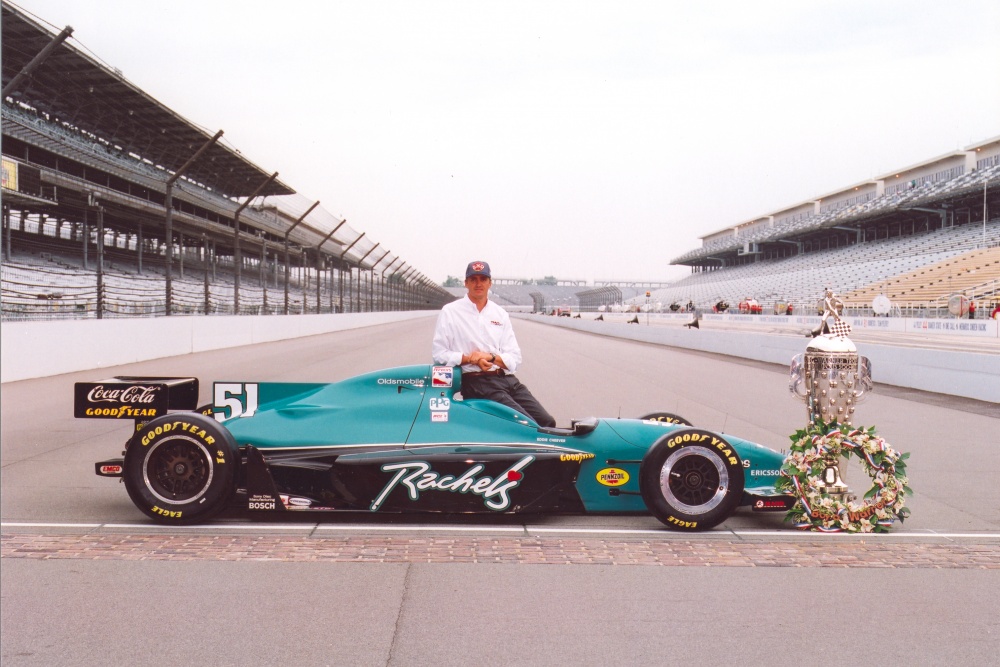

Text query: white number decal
(213, 383), (259, 421)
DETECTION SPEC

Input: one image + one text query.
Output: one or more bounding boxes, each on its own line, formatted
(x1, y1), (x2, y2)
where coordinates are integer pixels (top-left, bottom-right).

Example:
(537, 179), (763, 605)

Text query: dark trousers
(461, 373), (556, 428)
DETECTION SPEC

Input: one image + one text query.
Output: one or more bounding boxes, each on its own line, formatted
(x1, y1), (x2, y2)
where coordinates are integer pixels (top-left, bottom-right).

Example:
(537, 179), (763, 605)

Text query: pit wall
(708, 312), (999, 338)
(565, 311), (1000, 338)
(4, 311), (997, 403)
(515, 313), (999, 404)
(0, 311), (437, 383)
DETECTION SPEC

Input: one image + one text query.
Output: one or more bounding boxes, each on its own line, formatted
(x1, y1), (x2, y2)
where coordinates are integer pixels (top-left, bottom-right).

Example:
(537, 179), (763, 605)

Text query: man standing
(432, 261), (556, 428)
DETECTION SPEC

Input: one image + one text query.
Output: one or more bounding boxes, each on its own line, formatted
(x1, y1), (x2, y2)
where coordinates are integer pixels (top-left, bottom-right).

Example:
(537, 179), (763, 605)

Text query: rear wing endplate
(74, 376), (199, 422)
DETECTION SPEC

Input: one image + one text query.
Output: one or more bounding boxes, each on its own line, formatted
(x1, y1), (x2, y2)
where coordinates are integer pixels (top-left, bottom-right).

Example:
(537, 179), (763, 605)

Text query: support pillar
(261, 241), (268, 313)
(164, 184), (174, 314)
(82, 209), (89, 269)
(203, 234), (211, 315)
(283, 241), (291, 315)
(315, 249), (322, 314)
(95, 205), (104, 319)
(2, 205), (9, 262)
(301, 250), (308, 314)
(233, 222), (241, 314)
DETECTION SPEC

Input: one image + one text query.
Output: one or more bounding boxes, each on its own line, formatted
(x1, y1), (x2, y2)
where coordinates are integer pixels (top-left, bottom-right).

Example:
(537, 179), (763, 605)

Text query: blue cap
(465, 261), (491, 278)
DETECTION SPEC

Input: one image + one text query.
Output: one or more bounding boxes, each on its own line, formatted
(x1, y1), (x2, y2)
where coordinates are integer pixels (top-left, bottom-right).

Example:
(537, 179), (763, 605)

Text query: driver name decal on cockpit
(370, 456), (534, 511)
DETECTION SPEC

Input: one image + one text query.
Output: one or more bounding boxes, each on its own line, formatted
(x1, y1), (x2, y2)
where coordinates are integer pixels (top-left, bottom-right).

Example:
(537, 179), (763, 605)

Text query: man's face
(465, 274), (491, 299)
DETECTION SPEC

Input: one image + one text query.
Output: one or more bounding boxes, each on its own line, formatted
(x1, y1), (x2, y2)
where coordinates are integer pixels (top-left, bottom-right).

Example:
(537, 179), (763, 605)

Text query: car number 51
(213, 383), (259, 421)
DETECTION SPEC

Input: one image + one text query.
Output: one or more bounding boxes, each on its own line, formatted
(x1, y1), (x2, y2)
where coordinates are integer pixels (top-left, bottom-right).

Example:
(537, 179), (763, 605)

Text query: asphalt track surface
(3, 316), (999, 666)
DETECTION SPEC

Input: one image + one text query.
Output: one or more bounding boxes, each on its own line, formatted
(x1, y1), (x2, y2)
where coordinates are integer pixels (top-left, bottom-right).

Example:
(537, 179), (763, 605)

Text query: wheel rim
(659, 446), (728, 514)
(143, 436), (214, 504)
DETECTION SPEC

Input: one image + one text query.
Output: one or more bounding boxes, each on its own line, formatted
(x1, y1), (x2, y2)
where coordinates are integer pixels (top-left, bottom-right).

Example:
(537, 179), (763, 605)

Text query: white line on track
(0, 522), (313, 531)
(313, 524), (525, 533)
(1, 522), (102, 528)
(521, 528), (1000, 539)
(110, 523), (317, 530)
(3, 521), (1000, 540)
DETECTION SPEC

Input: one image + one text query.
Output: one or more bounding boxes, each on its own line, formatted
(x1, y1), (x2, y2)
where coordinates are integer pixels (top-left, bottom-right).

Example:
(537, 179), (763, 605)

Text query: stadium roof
(1, 1), (294, 199)
(695, 136), (999, 244)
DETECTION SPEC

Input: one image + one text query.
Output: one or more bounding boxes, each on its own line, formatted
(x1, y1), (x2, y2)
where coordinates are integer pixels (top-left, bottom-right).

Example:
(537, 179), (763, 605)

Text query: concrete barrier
(516, 314), (1000, 404)
(0, 311), (437, 383)
(587, 311), (1000, 338)
(4, 310), (997, 403)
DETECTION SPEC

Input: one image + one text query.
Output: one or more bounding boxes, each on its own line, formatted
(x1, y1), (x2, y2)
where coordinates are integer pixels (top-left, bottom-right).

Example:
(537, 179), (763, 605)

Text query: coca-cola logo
(86, 384), (160, 405)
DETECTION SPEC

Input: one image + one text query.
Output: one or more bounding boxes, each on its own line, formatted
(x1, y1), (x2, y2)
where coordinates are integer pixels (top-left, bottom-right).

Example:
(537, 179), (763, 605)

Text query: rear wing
(74, 377), (199, 425)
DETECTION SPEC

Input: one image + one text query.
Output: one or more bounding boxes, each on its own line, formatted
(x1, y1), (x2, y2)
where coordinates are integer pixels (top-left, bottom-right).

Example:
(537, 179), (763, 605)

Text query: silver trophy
(789, 289), (873, 498)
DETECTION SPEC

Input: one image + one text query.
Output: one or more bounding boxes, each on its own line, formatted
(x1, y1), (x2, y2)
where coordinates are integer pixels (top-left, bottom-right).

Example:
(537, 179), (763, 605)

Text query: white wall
(1, 311), (436, 383)
(516, 314), (1000, 404)
(4, 311), (997, 404)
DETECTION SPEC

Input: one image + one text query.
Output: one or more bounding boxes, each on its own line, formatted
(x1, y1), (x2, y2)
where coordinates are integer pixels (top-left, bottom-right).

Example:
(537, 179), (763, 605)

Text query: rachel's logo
(371, 456), (534, 511)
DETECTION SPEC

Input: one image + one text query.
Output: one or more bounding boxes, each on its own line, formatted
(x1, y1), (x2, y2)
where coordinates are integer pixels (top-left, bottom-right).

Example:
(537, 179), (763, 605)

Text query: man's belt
(464, 369), (506, 378)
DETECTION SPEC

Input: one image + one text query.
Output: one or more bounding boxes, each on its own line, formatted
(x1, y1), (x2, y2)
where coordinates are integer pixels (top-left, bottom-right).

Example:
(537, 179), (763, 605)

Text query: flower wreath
(775, 421), (912, 533)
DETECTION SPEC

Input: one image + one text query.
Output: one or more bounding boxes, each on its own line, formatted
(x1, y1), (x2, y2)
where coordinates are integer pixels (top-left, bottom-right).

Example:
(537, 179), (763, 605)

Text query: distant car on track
(80, 365), (794, 530)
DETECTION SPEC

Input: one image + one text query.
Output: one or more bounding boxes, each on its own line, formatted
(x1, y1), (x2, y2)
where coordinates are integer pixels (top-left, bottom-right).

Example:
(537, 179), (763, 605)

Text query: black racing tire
(639, 412), (692, 426)
(123, 412), (239, 524)
(640, 428), (744, 531)
(195, 403), (216, 418)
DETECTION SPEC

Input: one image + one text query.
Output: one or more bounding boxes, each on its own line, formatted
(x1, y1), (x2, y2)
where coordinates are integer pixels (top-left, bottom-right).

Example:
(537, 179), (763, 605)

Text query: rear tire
(124, 413), (239, 523)
(640, 428), (744, 531)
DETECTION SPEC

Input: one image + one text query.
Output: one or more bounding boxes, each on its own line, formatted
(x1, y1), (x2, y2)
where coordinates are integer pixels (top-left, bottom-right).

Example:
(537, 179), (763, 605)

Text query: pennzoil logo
(596, 467), (630, 487)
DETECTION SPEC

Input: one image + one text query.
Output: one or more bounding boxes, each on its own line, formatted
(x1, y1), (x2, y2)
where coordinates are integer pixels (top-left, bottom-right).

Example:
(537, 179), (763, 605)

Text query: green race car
(82, 365), (793, 530)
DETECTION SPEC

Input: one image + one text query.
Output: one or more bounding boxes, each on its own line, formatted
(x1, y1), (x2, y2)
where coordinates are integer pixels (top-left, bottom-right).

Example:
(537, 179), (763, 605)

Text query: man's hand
(467, 350), (496, 371)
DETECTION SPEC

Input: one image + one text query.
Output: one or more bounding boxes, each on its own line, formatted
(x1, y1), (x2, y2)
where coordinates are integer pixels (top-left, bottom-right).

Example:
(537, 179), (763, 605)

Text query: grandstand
(442, 281), (658, 315)
(6, 2), (996, 325)
(1, 1), (451, 321)
(636, 138), (1000, 317)
(841, 245), (1000, 308)
(438, 140), (999, 319)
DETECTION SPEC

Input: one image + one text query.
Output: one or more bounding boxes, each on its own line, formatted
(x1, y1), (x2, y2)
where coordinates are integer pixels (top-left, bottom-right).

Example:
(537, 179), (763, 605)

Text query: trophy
(789, 289), (873, 498)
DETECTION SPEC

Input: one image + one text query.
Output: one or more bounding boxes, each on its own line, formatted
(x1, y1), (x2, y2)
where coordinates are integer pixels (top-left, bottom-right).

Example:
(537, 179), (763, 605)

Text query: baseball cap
(465, 261), (491, 278)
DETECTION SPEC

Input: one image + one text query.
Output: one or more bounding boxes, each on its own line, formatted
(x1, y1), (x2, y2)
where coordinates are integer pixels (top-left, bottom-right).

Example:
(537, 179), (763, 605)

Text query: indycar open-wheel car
(81, 366), (794, 529)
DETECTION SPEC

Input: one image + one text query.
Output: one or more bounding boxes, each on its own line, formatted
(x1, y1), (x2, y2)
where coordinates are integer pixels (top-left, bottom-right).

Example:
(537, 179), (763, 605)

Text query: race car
(79, 365), (795, 530)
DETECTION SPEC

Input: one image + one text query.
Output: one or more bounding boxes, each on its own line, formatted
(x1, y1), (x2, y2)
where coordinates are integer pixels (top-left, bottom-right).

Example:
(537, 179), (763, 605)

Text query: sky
(10, 0), (1000, 285)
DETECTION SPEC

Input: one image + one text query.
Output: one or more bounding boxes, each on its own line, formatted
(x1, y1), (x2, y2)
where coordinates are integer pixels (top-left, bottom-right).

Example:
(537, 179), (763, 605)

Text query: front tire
(124, 413), (239, 523)
(640, 428), (744, 531)
(639, 412), (692, 426)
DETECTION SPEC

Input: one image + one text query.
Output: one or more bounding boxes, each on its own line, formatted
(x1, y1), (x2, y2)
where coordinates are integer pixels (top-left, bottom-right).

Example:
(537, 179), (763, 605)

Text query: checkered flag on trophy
(829, 319), (852, 338)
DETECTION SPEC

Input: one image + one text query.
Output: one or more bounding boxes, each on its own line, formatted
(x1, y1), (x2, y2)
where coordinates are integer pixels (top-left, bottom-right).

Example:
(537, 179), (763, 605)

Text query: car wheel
(639, 412), (692, 426)
(124, 412), (239, 523)
(640, 428), (744, 531)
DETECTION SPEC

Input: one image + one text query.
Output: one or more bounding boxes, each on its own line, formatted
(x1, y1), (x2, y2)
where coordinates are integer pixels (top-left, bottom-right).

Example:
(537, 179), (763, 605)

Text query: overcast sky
(12, 0), (1000, 284)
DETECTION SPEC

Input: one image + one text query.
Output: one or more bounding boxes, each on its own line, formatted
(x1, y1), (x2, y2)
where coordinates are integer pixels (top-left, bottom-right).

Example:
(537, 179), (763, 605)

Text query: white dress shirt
(432, 296), (522, 374)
